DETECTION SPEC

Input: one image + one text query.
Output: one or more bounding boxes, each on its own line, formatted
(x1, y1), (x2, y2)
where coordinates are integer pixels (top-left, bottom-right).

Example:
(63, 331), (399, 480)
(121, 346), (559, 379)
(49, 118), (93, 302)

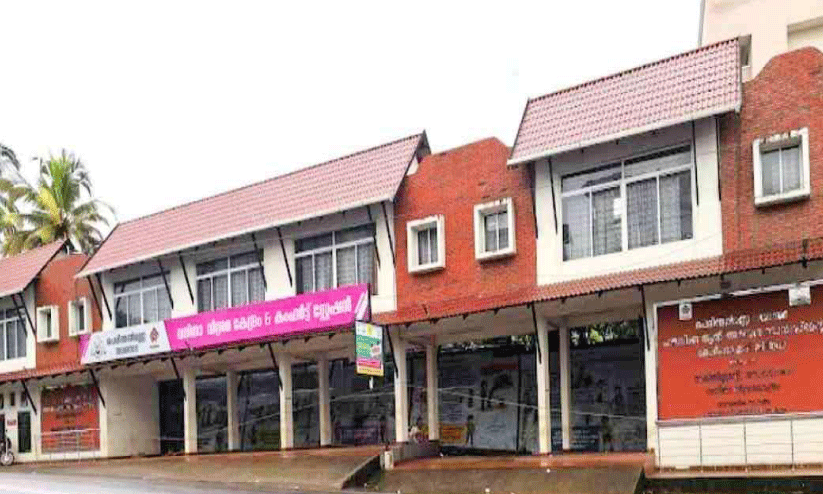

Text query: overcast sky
(0, 1), (701, 224)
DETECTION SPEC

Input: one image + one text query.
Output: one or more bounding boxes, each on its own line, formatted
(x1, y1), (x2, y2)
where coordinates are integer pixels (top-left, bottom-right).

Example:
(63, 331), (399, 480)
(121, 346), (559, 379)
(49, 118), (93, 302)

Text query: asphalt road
(0, 472), (342, 494)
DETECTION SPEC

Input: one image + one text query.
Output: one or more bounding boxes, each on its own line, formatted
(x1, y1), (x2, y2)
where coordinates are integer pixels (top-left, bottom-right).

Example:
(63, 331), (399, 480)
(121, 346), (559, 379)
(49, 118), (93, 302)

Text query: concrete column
(226, 371), (240, 451)
(278, 354), (294, 450)
(559, 326), (572, 451)
(390, 328), (409, 443)
(535, 317), (551, 454)
(317, 356), (332, 446)
(182, 366), (198, 454)
(426, 340), (440, 441)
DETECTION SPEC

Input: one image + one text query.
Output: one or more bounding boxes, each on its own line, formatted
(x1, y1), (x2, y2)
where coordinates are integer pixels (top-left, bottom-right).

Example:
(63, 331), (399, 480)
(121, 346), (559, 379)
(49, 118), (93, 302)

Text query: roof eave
(506, 103), (741, 167)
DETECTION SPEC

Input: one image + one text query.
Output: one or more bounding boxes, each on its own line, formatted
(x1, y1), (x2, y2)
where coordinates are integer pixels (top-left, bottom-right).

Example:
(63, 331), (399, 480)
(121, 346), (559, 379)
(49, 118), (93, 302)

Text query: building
(0, 241), (102, 462)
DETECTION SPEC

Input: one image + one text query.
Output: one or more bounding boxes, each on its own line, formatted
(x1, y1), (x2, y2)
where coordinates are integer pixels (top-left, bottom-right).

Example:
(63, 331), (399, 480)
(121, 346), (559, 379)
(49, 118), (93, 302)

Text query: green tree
(7, 150), (113, 255)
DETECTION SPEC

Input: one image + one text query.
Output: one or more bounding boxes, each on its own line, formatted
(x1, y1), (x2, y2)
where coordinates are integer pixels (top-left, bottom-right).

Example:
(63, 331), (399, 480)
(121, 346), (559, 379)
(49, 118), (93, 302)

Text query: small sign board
(355, 321), (383, 377)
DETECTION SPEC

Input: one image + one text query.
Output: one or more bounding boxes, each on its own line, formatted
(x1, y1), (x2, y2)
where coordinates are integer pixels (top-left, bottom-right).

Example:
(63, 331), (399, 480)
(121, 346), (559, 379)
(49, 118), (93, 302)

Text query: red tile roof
(0, 362), (85, 384)
(508, 39), (742, 165)
(376, 238), (823, 325)
(78, 133), (428, 277)
(0, 241), (66, 299)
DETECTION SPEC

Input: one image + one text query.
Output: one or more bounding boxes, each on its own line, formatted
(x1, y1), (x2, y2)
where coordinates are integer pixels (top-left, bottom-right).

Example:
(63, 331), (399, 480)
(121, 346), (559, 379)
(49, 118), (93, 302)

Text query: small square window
(69, 298), (91, 336)
(753, 128), (811, 206)
(9, 392), (14, 408)
(36, 305), (59, 343)
(474, 198), (516, 261)
(407, 216), (445, 273)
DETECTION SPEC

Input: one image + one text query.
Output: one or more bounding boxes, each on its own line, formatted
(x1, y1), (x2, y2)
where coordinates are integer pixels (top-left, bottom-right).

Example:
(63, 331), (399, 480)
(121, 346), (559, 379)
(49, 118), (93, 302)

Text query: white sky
(0, 1), (701, 224)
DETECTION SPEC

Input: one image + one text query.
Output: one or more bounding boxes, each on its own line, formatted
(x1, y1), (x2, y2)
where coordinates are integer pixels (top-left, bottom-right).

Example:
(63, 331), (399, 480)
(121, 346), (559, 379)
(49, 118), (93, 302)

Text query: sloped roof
(78, 133), (428, 277)
(376, 237), (823, 325)
(0, 241), (66, 299)
(508, 38), (741, 165)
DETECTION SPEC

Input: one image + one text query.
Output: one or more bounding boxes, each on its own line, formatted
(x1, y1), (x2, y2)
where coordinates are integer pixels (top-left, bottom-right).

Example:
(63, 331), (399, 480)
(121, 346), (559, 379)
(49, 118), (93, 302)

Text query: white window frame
(560, 143), (695, 261)
(0, 308), (26, 362)
(474, 198), (516, 261)
(36, 305), (59, 343)
(68, 297), (91, 337)
(294, 225), (376, 294)
(753, 127), (810, 207)
(196, 250), (265, 313)
(407, 215), (445, 273)
(113, 273), (172, 328)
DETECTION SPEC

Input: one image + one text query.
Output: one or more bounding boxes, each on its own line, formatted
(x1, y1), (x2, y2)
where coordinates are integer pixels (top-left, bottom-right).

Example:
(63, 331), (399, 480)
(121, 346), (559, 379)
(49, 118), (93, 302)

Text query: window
(407, 216), (445, 273)
(8, 392), (14, 407)
(753, 128), (810, 206)
(295, 225), (376, 294)
(114, 274), (172, 328)
(36, 306), (59, 343)
(474, 198), (516, 260)
(0, 309), (26, 361)
(196, 251), (265, 312)
(68, 298), (90, 336)
(562, 145), (694, 261)
(17, 411), (31, 453)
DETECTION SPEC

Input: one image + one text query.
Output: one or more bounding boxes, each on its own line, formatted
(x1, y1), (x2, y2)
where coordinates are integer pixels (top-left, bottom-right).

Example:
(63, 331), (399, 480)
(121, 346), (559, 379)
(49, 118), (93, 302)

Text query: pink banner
(165, 284), (370, 351)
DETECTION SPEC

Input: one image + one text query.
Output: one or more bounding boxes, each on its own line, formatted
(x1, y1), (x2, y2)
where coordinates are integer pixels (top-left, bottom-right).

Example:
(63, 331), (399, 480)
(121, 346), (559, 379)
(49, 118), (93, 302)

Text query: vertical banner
(355, 321), (384, 376)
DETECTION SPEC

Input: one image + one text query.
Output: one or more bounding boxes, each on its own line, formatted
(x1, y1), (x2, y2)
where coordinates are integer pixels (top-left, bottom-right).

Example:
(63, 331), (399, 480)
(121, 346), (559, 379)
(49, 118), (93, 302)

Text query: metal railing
(37, 429), (101, 461)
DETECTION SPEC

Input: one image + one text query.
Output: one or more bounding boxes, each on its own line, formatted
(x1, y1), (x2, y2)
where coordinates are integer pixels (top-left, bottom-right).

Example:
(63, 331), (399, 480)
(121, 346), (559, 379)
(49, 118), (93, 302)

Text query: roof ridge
(526, 37), (739, 105)
(425, 136), (507, 158)
(116, 132), (425, 228)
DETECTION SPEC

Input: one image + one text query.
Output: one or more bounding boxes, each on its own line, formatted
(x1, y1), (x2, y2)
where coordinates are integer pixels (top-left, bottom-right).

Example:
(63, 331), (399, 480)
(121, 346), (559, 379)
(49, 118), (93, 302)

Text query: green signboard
(355, 321), (384, 377)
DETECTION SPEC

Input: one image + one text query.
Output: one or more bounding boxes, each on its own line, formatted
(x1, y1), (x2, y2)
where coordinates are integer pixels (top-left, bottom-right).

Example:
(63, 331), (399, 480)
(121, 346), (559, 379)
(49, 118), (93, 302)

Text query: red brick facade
(34, 253), (101, 369)
(720, 47), (823, 252)
(393, 138), (536, 312)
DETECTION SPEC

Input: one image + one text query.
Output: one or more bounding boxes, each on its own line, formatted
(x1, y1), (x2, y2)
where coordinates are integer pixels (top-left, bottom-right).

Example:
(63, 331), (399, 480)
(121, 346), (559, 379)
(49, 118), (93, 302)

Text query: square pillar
(278, 353), (294, 450)
(182, 366), (198, 454)
(426, 339), (440, 441)
(390, 328), (409, 443)
(317, 356), (332, 446)
(226, 371), (240, 451)
(559, 326), (572, 451)
(535, 317), (551, 454)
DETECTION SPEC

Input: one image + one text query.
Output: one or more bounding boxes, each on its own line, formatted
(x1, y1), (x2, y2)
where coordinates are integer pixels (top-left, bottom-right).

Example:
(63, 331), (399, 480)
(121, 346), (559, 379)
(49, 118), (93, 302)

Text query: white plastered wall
(0, 286), (36, 375)
(701, 0), (823, 76)
(534, 118), (723, 285)
(99, 374), (160, 458)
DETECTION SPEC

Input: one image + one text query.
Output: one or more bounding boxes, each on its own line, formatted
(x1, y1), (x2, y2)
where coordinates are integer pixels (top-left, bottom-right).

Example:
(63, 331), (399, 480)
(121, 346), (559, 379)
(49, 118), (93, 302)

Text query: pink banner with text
(165, 284), (370, 351)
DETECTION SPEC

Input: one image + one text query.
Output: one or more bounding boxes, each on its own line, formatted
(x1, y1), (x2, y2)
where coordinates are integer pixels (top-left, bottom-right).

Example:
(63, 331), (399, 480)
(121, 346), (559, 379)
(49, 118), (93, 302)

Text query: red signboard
(658, 285), (823, 420)
(41, 385), (100, 453)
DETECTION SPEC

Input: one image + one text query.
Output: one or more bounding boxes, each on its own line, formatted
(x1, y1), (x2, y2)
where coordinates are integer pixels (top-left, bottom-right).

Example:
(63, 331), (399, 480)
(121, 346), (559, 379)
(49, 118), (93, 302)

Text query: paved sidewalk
(7, 447), (385, 492)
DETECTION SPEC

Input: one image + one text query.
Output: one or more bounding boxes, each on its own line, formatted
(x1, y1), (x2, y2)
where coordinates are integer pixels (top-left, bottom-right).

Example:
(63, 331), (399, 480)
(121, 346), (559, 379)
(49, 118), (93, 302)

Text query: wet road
(0, 472), (341, 494)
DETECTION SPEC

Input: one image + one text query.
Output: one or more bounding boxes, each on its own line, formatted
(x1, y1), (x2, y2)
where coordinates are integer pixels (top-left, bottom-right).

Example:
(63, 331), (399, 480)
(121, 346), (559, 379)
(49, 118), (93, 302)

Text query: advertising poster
(355, 322), (383, 377)
(40, 385), (100, 453)
(658, 285), (823, 420)
(80, 321), (170, 364)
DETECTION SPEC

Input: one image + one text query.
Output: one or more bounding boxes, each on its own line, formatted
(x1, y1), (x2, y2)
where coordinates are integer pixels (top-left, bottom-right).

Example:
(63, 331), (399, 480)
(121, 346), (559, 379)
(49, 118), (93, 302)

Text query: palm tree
(0, 178), (27, 255)
(8, 150), (113, 255)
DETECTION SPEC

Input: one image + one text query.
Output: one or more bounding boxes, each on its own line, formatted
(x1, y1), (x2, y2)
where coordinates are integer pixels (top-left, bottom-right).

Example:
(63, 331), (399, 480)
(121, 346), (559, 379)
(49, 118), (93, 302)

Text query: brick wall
(34, 253), (101, 369)
(720, 47), (823, 252)
(393, 138), (536, 311)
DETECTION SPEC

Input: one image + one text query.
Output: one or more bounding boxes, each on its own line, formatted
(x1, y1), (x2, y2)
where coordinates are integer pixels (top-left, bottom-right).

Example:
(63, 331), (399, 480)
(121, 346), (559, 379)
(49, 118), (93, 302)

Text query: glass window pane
(336, 224), (374, 243)
(296, 233), (333, 253)
(592, 187), (622, 256)
(76, 300), (86, 332)
(660, 171), (693, 243)
(627, 178), (658, 249)
(561, 164), (621, 192)
(562, 194), (591, 261)
(336, 246), (357, 287)
(782, 145), (802, 192)
(624, 146), (691, 178)
(196, 258), (228, 276)
(248, 268), (266, 303)
(115, 296), (128, 328)
(128, 293), (141, 326)
(417, 228), (430, 265)
(357, 243), (375, 287)
(158, 288), (172, 320)
(231, 251), (259, 268)
(315, 252), (333, 291)
(197, 279), (212, 312)
(6, 321), (15, 360)
(430, 228), (438, 263)
(16, 320), (25, 358)
(761, 149), (781, 196)
(295, 257), (313, 294)
(484, 213), (498, 252)
(231, 271), (248, 307)
(143, 275), (163, 288)
(0, 322), (5, 360)
(116, 279), (140, 294)
(143, 289), (158, 323)
(498, 211), (509, 250)
(213, 274), (229, 310)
